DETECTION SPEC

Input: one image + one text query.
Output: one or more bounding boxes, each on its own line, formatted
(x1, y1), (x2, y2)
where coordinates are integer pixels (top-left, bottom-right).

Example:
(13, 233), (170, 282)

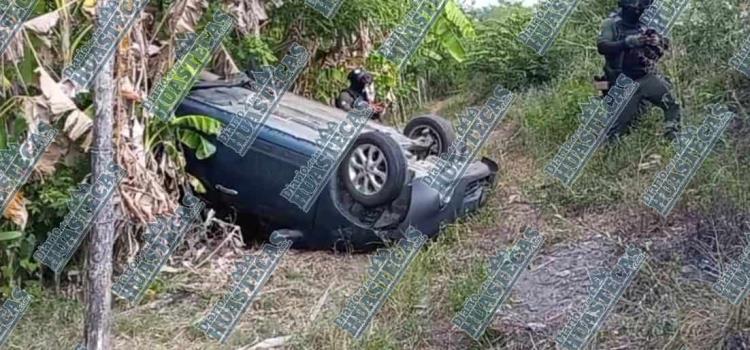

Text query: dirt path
(423, 99), (663, 349)
(428, 98), (451, 114)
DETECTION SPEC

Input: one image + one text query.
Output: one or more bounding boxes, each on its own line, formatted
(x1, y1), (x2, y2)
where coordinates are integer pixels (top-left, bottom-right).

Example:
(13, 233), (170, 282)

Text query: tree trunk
(84, 0), (117, 348)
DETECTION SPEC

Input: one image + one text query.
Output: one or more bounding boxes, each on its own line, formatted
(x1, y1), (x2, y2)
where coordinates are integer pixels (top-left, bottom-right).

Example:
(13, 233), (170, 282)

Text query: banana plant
(173, 115), (224, 160)
(0, 231), (23, 242)
(146, 114), (224, 162)
(423, 0), (476, 63)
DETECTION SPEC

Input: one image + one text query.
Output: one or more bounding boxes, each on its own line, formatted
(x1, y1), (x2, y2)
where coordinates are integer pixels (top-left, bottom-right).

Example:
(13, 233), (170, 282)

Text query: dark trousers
(606, 73), (681, 138)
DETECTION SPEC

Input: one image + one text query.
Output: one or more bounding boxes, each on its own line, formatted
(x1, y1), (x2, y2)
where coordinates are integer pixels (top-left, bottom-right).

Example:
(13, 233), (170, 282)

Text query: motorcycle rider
(335, 68), (386, 120)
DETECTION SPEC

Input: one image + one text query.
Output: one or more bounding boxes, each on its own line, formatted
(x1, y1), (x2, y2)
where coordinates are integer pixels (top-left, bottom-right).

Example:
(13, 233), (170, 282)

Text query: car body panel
(176, 81), (499, 250)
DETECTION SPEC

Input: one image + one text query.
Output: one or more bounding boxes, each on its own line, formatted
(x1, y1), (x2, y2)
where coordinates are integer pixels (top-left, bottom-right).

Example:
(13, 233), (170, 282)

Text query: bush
(0, 163), (89, 290)
(466, 6), (565, 93)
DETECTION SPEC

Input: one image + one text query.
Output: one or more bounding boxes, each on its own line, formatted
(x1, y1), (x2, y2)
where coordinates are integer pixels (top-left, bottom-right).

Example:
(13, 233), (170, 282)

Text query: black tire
(403, 114), (456, 156)
(338, 131), (407, 207)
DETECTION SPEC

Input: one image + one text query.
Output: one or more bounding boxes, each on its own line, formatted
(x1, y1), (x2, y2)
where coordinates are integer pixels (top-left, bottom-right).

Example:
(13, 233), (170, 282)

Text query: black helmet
(619, 0), (649, 23)
(348, 68), (373, 90)
(619, 0), (650, 9)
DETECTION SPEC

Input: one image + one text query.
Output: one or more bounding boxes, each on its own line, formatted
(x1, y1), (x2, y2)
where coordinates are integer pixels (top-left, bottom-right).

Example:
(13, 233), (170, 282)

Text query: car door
(176, 88), (318, 229)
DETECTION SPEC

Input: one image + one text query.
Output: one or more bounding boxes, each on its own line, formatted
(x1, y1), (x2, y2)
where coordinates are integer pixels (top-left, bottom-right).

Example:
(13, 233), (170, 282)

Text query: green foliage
(309, 66), (348, 103)
(0, 231), (38, 293)
(448, 259), (487, 313)
(443, 0), (475, 39)
(423, 1), (476, 63)
(226, 0), (477, 120)
(0, 110), (59, 288)
(225, 36), (278, 70)
(466, 6), (564, 93)
(147, 114), (223, 163)
(0, 231), (23, 241)
(0, 165), (88, 289)
(521, 75), (599, 155)
(26, 165), (89, 241)
(171, 115), (223, 160)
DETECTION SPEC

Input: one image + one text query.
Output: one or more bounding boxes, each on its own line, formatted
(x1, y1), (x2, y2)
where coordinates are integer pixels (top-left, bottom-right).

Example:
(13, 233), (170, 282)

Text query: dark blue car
(175, 76), (498, 251)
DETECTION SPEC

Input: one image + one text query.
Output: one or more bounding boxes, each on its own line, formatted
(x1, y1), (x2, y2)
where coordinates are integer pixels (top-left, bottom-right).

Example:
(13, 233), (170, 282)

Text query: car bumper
(335, 157), (499, 249)
(398, 157), (499, 238)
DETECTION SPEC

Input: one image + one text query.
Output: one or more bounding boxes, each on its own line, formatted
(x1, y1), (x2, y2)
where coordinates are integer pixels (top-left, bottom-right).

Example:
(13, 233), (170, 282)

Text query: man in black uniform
(335, 68), (386, 120)
(597, 0), (681, 140)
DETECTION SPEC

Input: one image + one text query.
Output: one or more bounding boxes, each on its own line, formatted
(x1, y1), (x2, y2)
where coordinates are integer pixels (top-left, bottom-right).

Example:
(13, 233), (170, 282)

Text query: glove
(625, 34), (646, 48)
(644, 35), (661, 46)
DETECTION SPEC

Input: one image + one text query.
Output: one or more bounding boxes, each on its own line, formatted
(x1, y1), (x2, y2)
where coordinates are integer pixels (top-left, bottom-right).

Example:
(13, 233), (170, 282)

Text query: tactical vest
(335, 88), (364, 110)
(603, 15), (645, 81)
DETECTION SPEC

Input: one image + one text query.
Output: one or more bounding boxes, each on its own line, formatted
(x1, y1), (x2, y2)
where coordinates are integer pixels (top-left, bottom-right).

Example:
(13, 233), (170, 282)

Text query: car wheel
(403, 114), (456, 156)
(339, 131), (407, 207)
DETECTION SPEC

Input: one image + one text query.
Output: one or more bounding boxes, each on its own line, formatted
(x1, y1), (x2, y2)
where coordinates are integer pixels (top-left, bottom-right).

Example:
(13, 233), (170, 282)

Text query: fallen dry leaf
(36, 67), (77, 115)
(228, 0), (268, 36)
(3, 192), (29, 230)
(63, 110), (93, 141)
(24, 10), (61, 35)
(170, 0), (208, 34)
(21, 96), (53, 127)
(132, 42), (162, 57)
(81, 132), (93, 152)
(1, 29), (24, 63)
(120, 77), (141, 101)
(244, 336), (291, 350)
(34, 139), (68, 177)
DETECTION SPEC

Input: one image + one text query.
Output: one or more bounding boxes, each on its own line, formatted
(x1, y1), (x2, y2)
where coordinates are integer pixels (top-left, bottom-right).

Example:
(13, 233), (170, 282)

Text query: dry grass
(6, 99), (750, 350)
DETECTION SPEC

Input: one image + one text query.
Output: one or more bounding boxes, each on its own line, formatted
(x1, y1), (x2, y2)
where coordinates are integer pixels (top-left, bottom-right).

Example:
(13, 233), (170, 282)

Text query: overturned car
(175, 75), (498, 251)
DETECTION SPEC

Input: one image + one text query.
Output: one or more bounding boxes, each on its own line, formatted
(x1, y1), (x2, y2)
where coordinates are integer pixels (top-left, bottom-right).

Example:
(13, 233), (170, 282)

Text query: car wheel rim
(348, 143), (388, 196)
(408, 125), (442, 155)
